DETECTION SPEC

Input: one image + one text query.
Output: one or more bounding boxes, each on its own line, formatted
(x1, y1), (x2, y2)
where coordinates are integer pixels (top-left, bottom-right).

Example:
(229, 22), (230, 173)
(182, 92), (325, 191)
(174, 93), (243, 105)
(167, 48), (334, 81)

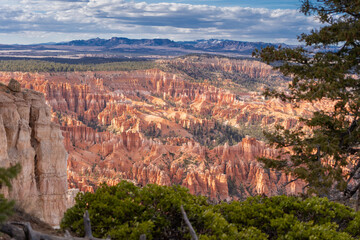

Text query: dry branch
(180, 205), (198, 240)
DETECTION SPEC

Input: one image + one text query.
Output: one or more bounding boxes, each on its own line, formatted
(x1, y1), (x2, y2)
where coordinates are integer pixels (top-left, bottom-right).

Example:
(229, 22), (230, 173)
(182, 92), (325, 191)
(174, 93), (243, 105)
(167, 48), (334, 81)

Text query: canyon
(0, 56), (326, 204)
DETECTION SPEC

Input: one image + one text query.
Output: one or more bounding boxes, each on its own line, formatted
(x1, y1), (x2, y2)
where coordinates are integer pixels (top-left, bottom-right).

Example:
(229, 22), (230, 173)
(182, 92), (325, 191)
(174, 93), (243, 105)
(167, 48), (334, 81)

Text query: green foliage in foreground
(0, 164), (21, 223)
(0, 60), (156, 72)
(61, 181), (360, 239)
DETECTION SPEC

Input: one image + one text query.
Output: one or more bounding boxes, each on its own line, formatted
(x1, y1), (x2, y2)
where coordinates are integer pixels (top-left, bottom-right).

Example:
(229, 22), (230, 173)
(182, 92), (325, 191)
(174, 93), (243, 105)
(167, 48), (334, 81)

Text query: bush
(61, 182), (360, 239)
(217, 195), (357, 239)
(61, 182), (214, 239)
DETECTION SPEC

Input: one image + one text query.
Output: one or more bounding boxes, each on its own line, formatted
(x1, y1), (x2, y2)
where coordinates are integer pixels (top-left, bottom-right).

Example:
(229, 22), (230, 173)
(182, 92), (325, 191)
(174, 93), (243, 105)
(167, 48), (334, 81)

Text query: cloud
(0, 0), (321, 44)
(66, 0), (90, 1)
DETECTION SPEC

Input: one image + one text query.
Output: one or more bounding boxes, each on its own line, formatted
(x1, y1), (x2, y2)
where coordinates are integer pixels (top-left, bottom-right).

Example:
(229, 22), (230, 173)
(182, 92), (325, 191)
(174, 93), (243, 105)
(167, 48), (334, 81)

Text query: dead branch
(180, 205), (198, 240)
(83, 211), (93, 239)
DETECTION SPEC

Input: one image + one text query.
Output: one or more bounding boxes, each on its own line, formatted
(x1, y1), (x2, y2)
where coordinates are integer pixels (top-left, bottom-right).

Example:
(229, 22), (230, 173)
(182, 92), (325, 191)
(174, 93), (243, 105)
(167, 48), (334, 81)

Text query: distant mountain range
(0, 37), (288, 60)
(58, 37), (283, 54)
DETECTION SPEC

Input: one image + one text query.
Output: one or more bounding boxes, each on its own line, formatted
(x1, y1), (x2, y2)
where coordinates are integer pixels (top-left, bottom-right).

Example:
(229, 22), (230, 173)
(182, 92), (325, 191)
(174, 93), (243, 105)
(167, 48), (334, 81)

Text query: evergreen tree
(254, 0), (360, 201)
(0, 164), (20, 223)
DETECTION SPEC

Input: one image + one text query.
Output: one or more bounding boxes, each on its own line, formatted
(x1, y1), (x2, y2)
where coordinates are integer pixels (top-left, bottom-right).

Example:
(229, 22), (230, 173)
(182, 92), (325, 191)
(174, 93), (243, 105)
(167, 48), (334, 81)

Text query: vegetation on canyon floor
(61, 181), (360, 240)
(185, 121), (244, 149)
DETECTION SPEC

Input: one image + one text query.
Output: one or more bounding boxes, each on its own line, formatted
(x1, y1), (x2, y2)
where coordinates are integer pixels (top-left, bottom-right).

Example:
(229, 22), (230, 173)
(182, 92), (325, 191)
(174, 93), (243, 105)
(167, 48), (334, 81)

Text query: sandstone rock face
(0, 82), (68, 226)
(0, 57), (320, 201)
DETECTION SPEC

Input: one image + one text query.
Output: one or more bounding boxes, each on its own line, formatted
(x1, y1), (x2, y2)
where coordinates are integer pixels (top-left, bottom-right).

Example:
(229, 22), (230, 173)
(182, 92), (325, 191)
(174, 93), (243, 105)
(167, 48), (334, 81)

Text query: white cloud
(0, 0), (321, 44)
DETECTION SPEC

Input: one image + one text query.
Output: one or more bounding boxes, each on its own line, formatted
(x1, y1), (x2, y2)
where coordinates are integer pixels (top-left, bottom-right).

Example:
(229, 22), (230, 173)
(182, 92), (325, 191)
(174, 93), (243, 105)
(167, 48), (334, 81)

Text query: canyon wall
(0, 80), (68, 226)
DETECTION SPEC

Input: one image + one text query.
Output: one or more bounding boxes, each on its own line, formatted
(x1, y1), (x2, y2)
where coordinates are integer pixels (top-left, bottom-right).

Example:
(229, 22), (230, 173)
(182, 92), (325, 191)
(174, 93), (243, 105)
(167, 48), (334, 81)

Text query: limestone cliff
(0, 81), (68, 226)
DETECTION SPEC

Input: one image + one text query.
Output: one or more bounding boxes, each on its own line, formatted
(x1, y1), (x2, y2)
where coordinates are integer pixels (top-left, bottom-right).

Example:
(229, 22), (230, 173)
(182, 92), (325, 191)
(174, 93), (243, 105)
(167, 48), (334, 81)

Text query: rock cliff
(0, 81), (68, 226)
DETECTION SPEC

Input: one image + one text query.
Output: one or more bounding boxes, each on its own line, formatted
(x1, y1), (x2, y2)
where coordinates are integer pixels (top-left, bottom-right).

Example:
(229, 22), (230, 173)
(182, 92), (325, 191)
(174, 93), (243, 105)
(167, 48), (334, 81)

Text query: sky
(0, 0), (321, 45)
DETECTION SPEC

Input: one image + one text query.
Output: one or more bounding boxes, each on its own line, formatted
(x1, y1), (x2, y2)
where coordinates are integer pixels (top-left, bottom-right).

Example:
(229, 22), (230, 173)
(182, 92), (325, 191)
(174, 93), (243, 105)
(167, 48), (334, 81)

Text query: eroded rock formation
(0, 57), (316, 201)
(0, 81), (68, 226)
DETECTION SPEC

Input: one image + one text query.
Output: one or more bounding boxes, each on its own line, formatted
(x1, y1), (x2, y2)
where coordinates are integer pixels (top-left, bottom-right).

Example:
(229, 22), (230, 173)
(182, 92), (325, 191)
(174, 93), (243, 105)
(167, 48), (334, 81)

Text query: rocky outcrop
(8, 78), (21, 92)
(0, 81), (68, 226)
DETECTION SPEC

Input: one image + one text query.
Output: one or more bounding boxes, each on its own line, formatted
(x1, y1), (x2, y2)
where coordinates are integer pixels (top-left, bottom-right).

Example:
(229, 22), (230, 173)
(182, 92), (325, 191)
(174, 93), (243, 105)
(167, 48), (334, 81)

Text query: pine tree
(254, 0), (360, 201)
(0, 164), (21, 223)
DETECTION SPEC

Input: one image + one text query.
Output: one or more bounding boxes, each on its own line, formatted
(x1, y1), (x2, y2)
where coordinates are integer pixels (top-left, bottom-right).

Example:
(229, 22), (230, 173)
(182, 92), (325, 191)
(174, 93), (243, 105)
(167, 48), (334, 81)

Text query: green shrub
(61, 182), (360, 239)
(62, 181), (211, 239)
(217, 195), (357, 239)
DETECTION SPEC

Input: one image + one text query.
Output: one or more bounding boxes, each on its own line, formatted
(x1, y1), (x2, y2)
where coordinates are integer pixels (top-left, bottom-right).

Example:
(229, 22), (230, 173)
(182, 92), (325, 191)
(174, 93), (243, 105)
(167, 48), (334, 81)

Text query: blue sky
(0, 0), (320, 45)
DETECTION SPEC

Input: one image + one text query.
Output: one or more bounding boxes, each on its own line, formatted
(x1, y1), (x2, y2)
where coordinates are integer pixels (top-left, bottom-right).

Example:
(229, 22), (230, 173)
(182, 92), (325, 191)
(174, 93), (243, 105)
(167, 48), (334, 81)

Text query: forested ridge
(0, 59), (156, 72)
